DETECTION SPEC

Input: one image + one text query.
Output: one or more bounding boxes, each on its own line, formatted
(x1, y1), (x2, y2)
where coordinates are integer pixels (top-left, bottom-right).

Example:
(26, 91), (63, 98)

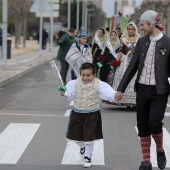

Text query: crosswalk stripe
(162, 128), (170, 167)
(165, 112), (170, 116)
(61, 140), (105, 165)
(0, 112), (64, 117)
(135, 126), (170, 167)
(166, 104), (170, 107)
(64, 109), (71, 117)
(0, 123), (40, 164)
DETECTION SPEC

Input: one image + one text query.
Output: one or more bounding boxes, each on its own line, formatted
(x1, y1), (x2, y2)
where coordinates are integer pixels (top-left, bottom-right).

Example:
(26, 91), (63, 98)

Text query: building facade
(61, 0), (101, 5)
(142, 0), (170, 5)
(114, 0), (136, 16)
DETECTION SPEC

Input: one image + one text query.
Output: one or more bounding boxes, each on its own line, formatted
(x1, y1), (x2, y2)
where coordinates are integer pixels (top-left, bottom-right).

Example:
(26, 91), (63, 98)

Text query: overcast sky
(102, 0), (142, 17)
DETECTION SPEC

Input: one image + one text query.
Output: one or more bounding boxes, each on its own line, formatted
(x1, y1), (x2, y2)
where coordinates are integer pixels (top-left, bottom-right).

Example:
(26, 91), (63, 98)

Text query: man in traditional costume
(115, 10), (168, 170)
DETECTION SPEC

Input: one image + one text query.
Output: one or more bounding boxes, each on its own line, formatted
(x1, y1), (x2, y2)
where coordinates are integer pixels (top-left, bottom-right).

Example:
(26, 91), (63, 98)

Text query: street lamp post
(84, 2), (88, 33)
(50, 0), (54, 52)
(76, 0), (79, 31)
(85, 8), (94, 34)
(67, 0), (71, 29)
(81, 0), (86, 32)
(2, 0), (7, 70)
(88, 13), (95, 33)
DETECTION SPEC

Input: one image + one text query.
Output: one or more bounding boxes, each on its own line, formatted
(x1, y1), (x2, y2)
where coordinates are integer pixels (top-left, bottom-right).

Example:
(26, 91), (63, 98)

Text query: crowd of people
(56, 10), (168, 170)
(55, 20), (141, 109)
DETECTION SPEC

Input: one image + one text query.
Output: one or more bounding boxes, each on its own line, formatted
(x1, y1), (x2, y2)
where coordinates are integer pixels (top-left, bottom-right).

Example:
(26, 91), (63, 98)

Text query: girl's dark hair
(99, 27), (105, 34)
(80, 63), (96, 75)
(110, 30), (117, 36)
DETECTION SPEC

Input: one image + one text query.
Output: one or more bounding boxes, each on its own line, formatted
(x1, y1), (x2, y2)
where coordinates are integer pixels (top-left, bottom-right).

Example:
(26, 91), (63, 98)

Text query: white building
(114, 0), (136, 16)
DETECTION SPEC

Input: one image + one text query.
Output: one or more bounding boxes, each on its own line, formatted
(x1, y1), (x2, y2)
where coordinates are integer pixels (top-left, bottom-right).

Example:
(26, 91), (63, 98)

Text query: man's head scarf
(140, 10), (164, 31)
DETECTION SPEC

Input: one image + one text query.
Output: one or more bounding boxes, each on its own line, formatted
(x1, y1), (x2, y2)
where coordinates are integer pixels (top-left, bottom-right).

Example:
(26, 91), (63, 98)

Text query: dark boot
(139, 161), (152, 170)
(157, 150), (167, 169)
(152, 133), (166, 169)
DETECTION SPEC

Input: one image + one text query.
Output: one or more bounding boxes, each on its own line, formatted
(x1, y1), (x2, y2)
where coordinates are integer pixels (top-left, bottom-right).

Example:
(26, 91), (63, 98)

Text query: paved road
(0, 62), (170, 170)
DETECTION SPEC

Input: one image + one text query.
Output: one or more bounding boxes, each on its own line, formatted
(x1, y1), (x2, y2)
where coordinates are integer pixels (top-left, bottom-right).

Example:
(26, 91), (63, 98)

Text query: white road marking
(165, 112), (170, 116)
(64, 109), (72, 117)
(167, 104), (170, 108)
(0, 113), (64, 117)
(0, 123), (40, 164)
(69, 100), (74, 106)
(61, 140), (105, 165)
(163, 128), (170, 167)
(135, 126), (170, 167)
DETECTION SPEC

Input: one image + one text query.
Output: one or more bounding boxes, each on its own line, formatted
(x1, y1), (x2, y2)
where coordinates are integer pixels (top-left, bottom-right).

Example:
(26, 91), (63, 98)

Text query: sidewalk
(0, 37), (58, 87)
(9, 36), (40, 58)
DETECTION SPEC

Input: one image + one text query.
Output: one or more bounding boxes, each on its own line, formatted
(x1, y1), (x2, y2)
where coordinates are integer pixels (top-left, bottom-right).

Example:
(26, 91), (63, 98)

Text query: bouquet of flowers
(99, 55), (106, 62)
(107, 60), (121, 86)
(111, 60), (120, 67)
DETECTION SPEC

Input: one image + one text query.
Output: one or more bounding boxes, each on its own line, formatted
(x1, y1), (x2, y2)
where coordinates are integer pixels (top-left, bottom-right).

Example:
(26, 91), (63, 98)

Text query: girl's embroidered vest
(74, 77), (100, 110)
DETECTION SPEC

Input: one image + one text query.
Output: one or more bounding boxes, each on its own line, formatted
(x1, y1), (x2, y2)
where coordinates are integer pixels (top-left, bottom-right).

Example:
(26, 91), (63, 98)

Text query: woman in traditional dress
(112, 21), (141, 109)
(91, 27), (108, 70)
(99, 30), (121, 84)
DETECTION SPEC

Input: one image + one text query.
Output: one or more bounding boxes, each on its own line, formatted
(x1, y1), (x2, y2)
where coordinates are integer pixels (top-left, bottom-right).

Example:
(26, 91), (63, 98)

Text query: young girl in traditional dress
(91, 27), (108, 70)
(65, 33), (92, 79)
(112, 21), (141, 109)
(60, 63), (117, 168)
(100, 30), (121, 84)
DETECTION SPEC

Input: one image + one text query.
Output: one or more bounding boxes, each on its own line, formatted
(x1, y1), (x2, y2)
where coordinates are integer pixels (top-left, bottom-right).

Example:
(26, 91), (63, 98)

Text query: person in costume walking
(56, 28), (77, 84)
(91, 27), (108, 70)
(115, 10), (168, 170)
(112, 21), (140, 109)
(100, 30), (121, 84)
(65, 32), (92, 78)
(60, 63), (117, 168)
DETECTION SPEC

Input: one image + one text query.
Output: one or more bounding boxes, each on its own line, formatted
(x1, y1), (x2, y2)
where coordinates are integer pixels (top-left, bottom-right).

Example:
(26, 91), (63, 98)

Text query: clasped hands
(114, 91), (124, 101)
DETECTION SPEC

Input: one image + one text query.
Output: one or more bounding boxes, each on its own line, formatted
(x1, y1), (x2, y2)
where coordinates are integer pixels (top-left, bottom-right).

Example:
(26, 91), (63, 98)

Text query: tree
(21, 1), (33, 47)
(8, 0), (33, 48)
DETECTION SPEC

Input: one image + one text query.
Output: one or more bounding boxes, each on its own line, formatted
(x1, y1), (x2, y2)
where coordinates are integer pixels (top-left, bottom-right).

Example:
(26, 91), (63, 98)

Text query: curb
(0, 56), (56, 88)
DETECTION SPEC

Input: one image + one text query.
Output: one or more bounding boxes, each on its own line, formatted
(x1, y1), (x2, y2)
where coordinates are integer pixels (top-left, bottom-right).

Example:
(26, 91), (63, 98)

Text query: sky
(102, 0), (143, 18)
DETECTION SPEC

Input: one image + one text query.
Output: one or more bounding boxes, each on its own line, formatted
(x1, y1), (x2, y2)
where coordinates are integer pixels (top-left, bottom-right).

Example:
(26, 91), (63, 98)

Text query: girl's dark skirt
(66, 110), (103, 142)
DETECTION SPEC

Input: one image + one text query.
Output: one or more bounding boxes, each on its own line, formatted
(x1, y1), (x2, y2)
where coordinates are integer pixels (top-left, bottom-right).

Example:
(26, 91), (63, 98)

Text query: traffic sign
(48, 0), (59, 2)
(36, 11), (59, 17)
(30, 0), (60, 18)
(30, 0), (51, 13)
